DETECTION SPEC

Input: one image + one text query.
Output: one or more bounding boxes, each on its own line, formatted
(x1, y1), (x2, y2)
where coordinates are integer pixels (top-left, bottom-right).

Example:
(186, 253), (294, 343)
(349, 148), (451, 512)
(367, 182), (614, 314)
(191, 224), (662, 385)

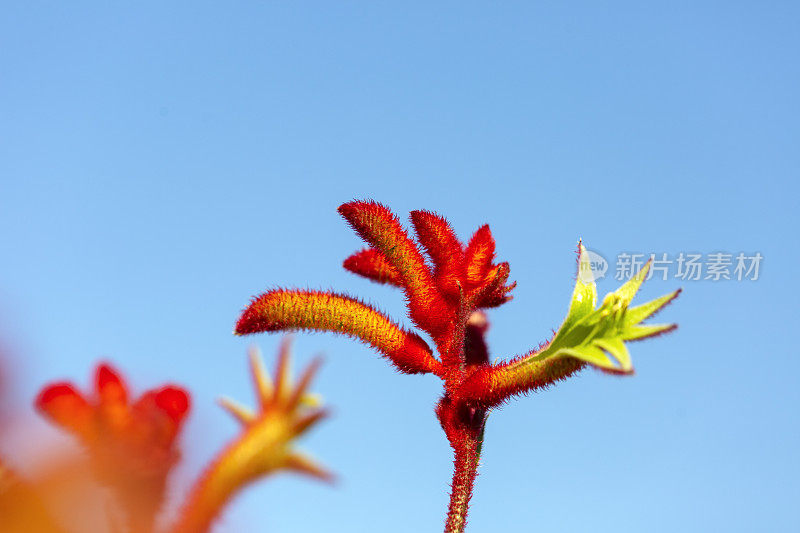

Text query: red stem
(438, 395), (486, 533)
(444, 429), (482, 533)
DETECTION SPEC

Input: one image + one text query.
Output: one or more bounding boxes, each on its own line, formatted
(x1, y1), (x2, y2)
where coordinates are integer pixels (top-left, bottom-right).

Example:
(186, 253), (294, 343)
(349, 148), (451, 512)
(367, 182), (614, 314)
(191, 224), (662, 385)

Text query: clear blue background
(1, 2), (798, 532)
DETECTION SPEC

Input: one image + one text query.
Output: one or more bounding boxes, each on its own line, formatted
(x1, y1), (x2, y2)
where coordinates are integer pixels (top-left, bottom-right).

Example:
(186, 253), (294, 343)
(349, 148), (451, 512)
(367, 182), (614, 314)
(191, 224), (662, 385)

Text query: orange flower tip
(153, 386), (191, 424)
(337, 199), (377, 218)
(234, 308), (269, 336)
(337, 200), (395, 237)
(35, 382), (83, 413)
(292, 408), (330, 437)
(217, 396), (255, 425)
(96, 363), (122, 387)
(95, 362), (128, 402)
(337, 201), (365, 224)
(234, 296), (295, 336)
(337, 201), (355, 217)
(285, 452), (336, 484)
(288, 357), (323, 407)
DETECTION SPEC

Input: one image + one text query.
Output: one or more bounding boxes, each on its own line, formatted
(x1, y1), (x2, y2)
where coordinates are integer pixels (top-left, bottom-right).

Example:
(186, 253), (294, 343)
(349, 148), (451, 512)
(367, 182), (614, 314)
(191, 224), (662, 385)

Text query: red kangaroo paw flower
(236, 200), (679, 533)
(35, 363), (191, 532)
(343, 247), (403, 287)
(235, 289), (442, 375)
(37, 364), (190, 464)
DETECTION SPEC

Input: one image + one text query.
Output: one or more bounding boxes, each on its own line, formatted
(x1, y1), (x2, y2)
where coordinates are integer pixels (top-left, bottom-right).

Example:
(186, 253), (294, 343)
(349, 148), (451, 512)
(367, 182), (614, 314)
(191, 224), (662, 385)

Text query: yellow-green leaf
(532, 242), (678, 373)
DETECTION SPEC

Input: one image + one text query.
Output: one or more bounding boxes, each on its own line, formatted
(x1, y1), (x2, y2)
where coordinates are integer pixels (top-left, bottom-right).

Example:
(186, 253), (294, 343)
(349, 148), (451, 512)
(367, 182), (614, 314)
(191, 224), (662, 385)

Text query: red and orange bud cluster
(237, 201), (516, 378)
(236, 199), (678, 533)
(35, 363), (190, 531)
(3, 343), (331, 533)
(37, 363), (189, 478)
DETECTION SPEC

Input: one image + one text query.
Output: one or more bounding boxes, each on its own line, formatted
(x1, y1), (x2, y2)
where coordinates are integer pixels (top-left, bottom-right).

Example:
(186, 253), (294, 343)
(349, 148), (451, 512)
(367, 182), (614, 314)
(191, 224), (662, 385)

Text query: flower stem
(443, 413), (485, 533)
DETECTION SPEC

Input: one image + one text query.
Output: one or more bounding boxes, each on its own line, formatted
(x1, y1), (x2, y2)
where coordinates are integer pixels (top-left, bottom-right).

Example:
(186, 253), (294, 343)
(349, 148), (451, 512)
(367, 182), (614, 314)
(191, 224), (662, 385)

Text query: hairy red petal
(338, 200), (450, 334)
(464, 225), (496, 288)
(409, 210), (464, 269)
(343, 248), (402, 287)
(473, 262), (516, 309)
(236, 289), (442, 375)
(410, 210), (466, 299)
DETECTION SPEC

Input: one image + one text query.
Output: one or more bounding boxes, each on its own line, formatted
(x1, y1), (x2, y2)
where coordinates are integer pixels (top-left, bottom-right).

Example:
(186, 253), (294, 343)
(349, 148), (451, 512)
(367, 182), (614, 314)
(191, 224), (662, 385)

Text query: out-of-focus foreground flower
(36, 363), (190, 532)
(0, 339), (329, 533)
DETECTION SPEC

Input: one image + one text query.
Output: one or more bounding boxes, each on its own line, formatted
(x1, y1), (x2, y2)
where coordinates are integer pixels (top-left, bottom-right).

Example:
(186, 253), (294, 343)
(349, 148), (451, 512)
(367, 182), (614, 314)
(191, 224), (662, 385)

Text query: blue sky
(1, 2), (798, 532)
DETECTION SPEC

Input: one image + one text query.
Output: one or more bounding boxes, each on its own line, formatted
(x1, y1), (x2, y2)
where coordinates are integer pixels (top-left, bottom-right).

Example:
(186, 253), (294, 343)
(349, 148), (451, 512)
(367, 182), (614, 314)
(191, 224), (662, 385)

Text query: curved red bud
(464, 225), (495, 288)
(343, 248), (403, 287)
(35, 382), (94, 438)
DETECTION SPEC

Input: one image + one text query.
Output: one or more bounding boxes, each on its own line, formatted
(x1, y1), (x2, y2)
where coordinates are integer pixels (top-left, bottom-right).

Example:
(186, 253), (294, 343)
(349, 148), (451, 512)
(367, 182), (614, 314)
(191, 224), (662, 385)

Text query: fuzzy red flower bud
(236, 289), (441, 375)
(343, 248), (403, 287)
